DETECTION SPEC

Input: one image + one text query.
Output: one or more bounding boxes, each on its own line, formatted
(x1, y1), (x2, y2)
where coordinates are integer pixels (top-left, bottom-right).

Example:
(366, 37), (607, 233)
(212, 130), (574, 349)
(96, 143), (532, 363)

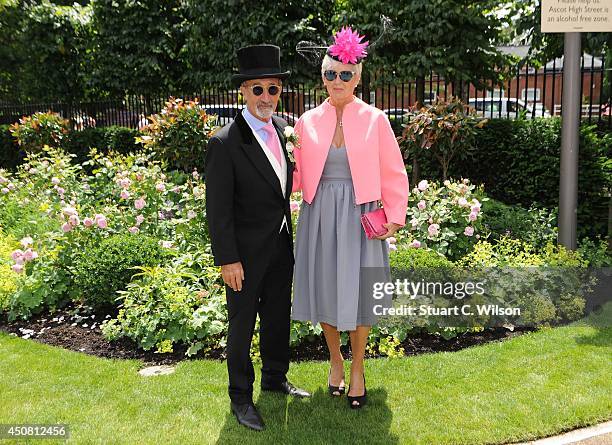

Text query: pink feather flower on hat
(328, 26), (369, 65)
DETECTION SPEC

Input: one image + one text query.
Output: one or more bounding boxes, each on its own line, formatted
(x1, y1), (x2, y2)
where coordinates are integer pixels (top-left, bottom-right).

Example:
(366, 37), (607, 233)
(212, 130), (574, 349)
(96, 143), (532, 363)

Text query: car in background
(201, 104), (244, 126)
(468, 98), (550, 119)
(383, 108), (410, 121)
(274, 111), (299, 126)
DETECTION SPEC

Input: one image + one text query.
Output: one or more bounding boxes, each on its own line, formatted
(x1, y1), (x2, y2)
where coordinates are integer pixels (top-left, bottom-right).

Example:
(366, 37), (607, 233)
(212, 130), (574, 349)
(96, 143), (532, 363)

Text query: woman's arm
(378, 112), (409, 227)
(291, 116), (304, 193)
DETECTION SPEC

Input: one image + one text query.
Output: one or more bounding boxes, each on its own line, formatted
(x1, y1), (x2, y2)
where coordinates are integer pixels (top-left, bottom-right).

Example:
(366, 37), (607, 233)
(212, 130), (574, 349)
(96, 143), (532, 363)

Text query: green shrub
(101, 258), (226, 355)
(480, 199), (558, 251)
(71, 233), (172, 311)
(9, 112), (69, 153)
(63, 126), (140, 168)
(137, 97), (218, 173)
(0, 125), (23, 171)
(413, 118), (611, 240)
(0, 232), (19, 314)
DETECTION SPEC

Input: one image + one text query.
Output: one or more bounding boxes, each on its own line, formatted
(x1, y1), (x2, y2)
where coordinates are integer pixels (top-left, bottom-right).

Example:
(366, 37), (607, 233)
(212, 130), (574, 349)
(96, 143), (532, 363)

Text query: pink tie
(262, 123), (282, 166)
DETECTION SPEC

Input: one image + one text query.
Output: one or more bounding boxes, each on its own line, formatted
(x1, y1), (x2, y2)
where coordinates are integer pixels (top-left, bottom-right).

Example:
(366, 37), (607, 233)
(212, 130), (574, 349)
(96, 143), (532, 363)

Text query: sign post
(541, 0), (612, 250)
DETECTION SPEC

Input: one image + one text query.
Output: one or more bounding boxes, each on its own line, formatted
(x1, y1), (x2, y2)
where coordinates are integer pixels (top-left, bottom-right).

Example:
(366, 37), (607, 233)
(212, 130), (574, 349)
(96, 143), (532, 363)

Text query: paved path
(511, 421), (612, 445)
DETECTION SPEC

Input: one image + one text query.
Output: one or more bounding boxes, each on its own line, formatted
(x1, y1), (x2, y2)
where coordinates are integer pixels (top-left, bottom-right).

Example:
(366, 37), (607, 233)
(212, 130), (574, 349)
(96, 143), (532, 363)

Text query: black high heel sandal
(347, 375), (367, 409)
(327, 368), (346, 396)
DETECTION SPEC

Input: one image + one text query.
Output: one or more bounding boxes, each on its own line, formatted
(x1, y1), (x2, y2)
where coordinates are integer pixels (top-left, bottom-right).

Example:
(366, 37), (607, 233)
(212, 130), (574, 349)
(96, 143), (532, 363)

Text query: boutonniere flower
(284, 126), (299, 163)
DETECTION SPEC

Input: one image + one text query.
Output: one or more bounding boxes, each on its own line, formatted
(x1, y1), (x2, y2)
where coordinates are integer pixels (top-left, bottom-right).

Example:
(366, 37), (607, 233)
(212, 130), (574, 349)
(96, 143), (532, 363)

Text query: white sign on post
(541, 0), (612, 32)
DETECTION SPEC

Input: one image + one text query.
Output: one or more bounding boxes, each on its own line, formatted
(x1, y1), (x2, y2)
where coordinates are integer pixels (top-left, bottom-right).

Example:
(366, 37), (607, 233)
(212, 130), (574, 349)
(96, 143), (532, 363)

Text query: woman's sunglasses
(250, 85), (281, 96)
(323, 70), (355, 82)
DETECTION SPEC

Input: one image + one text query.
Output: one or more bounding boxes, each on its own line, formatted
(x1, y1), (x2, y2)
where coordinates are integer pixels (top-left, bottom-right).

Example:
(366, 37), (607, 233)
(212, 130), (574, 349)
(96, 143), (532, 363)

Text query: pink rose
(458, 197), (468, 207)
(427, 223), (439, 237)
(410, 240), (421, 248)
(128, 226), (139, 234)
(20, 237), (33, 248)
(120, 190), (130, 199)
(56, 187), (65, 195)
(83, 217), (94, 227)
(134, 197), (146, 210)
(388, 243), (397, 251)
(61, 222), (73, 233)
(290, 200), (300, 212)
(119, 178), (131, 189)
(24, 248), (38, 261)
(470, 205), (480, 214)
(12, 264), (24, 274)
(464, 226), (474, 236)
(68, 214), (80, 226)
(11, 249), (24, 262)
(136, 215), (145, 225)
(1, 188), (8, 194)
(468, 212), (477, 221)
(156, 182), (165, 192)
(51, 177), (60, 185)
(417, 200), (426, 210)
(417, 180), (429, 191)
(187, 210), (196, 220)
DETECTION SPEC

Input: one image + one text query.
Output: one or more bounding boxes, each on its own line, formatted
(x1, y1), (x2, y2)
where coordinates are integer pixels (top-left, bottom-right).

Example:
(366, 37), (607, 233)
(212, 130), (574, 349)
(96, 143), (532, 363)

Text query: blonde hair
(321, 54), (362, 76)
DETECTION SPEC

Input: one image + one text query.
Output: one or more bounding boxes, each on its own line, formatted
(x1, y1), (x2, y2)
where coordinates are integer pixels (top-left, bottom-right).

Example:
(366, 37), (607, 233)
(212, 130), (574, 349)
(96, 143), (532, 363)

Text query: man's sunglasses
(323, 70), (355, 82)
(250, 85), (281, 96)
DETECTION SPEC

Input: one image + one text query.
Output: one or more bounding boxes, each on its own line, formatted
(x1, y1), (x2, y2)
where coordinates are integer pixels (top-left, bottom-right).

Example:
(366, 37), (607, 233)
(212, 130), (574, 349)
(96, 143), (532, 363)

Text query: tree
(339, 0), (513, 101)
(180, 0), (336, 88)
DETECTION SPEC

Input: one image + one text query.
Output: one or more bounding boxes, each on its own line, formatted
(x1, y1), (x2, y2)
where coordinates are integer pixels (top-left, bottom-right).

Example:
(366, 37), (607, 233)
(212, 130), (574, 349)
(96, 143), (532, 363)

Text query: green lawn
(0, 305), (610, 445)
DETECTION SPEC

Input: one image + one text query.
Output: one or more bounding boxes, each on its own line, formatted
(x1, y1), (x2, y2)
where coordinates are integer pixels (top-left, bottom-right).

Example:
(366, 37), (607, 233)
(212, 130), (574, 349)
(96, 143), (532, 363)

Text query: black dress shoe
(230, 401), (265, 431)
(261, 381), (311, 398)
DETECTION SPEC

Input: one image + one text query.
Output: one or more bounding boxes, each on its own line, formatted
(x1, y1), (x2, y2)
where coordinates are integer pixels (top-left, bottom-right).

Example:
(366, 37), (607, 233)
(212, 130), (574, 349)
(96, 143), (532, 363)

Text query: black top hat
(231, 44), (290, 86)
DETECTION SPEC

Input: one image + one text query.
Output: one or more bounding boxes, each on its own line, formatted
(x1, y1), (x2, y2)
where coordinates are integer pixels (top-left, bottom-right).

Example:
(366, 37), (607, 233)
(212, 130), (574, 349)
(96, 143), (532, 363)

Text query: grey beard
(255, 105), (274, 120)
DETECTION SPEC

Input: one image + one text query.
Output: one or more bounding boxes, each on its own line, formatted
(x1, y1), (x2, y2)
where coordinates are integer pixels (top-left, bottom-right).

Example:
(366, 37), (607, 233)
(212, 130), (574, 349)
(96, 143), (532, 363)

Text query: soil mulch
(0, 303), (536, 366)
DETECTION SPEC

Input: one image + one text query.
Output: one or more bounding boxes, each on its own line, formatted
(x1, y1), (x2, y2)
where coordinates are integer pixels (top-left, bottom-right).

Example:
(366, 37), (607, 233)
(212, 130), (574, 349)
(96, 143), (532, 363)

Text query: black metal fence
(1, 54), (610, 130)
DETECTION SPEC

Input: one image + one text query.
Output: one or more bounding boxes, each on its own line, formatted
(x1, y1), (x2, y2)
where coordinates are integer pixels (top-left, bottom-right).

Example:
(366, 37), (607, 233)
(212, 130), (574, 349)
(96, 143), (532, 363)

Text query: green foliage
(400, 98), (488, 180)
(480, 199), (558, 251)
(417, 118), (612, 240)
(396, 178), (488, 260)
(101, 259), (227, 355)
(9, 112), (70, 154)
(577, 237), (612, 267)
(0, 1), (93, 102)
(340, 0), (513, 86)
(0, 232), (19, 313)
(137, 98), (218, 172)
(0, 125), (22, 171)
(63, 126), (140, 167)
(71, 232), (172, 310)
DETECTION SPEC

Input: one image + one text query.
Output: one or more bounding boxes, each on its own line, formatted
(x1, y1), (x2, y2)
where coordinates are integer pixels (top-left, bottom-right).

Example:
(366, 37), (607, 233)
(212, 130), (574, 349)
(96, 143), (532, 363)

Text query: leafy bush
(399, 97), (488, 180)
(480, 199), (558, 251)
(0, 125), (23, 171)
(63, 126), (140, 168)
(458, 237), (590, 326)
(0, 232), (19, 314)
(415, 118), (611, 240)
(397, 178), (488, 260)
(137, 97), (218, 172)
(71, 233), (172, 311)
(9, 112), (69, 153)
(577, 236), (612, 267)
(101, 258), (227, 355)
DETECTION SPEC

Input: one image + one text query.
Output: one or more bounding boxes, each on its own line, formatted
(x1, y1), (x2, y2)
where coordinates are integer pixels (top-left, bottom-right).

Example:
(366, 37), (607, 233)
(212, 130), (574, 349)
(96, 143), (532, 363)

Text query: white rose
(284, 126), (294, 138)
(286, 142), (294, 152)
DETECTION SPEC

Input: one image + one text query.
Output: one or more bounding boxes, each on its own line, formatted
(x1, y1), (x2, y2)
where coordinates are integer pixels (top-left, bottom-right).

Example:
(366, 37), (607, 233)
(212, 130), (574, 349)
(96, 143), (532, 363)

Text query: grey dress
(291, 145), (391, 331)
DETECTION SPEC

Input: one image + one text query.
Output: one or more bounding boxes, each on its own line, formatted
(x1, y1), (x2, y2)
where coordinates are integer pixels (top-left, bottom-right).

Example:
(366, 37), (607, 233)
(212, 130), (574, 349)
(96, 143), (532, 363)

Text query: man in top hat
(204, 44), (311, 432)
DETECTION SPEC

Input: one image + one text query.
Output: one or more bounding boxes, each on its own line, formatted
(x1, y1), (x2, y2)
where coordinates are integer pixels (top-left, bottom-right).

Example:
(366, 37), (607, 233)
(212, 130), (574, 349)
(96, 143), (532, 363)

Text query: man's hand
(221, 262), (244, 292)
(375, 222), (402, 240)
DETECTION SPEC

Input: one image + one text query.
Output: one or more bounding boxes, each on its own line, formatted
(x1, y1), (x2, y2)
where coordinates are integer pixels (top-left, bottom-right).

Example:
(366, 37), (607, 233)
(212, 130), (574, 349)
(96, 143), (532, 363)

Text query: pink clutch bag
(360, 208), (388, 239)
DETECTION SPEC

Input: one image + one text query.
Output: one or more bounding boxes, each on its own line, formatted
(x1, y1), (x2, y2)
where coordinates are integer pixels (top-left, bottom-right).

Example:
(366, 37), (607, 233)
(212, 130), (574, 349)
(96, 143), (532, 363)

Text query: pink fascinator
(327, 26), (369, 65)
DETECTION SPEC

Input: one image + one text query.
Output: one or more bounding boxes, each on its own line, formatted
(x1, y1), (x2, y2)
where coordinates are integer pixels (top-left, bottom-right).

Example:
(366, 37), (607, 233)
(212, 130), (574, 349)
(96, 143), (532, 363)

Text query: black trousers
(225, 228), (293, 404)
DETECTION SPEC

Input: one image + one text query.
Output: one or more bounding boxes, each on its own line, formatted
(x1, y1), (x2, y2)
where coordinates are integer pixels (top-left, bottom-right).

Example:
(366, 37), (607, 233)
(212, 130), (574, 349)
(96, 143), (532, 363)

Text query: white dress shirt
(242, 108), (289, 234)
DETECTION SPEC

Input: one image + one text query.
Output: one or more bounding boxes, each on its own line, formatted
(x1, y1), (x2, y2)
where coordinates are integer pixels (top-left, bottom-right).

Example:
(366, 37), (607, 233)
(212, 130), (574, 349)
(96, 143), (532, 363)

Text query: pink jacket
(292, 97), (409, 226)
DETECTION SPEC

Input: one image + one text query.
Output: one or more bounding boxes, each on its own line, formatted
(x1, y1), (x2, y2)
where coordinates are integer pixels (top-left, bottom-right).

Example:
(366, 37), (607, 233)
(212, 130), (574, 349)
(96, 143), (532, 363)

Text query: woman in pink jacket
(291, 27), (409, 409)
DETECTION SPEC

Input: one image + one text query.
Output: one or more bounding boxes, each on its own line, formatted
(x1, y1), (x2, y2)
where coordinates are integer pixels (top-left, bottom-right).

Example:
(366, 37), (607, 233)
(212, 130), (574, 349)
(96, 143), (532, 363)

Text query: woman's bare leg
(321, 322), (345, 391)
(348, 325), (370, 403)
